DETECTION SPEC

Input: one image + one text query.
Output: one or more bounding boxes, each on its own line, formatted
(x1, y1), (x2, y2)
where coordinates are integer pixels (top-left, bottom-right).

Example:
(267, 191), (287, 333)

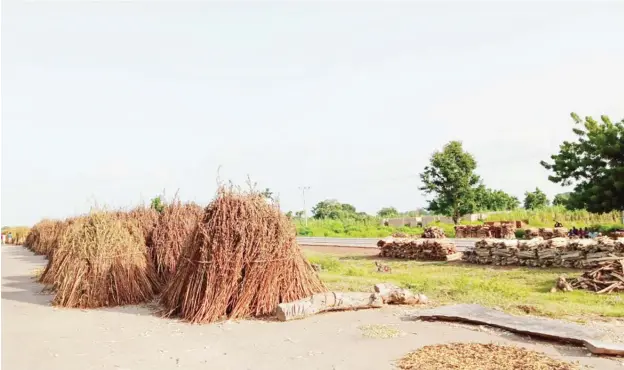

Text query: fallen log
(373, 283), (428, 305)
(275, 292), (383, 321)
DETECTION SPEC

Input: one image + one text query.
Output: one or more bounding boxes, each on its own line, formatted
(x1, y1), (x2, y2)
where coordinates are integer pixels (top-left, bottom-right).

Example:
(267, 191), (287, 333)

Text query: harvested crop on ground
(24, 219), (65, 256)
(397, 343), (579, 370)
(161, 187), (326, 324)
(43, 211), (158, 308)
(358, 324), (403, 338)
(150, 201), (203, 284)
(127, 206), (161, 249)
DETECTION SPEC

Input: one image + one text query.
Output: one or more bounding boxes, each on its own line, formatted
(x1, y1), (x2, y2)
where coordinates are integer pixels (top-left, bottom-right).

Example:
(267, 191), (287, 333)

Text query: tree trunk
(275, 292), (383, 321)
(374, 283), (428, 305)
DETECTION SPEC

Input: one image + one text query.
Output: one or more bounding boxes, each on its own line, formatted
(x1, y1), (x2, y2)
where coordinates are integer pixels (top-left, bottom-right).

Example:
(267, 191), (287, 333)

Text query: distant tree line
(288, 112), (623, 225)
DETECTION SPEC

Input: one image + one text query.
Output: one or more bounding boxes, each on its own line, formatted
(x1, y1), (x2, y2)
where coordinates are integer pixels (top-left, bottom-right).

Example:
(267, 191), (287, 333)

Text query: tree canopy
(552, 192), (572, 208)
(419, 141), (481, 224)
(311, 200), (364, 220)
(523, 188), (549, 210)
(541, 113), (624, 214)
(473, 185), (520, 212)
(377, 207), (399, 218)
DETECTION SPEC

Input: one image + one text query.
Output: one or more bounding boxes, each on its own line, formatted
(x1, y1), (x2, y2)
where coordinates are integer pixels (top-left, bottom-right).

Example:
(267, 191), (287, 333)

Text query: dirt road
(2, 246), (620, 370)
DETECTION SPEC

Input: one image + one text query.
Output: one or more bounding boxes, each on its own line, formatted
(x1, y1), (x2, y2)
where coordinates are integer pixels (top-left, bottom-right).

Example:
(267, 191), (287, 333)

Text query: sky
(2, 1), (624, 226)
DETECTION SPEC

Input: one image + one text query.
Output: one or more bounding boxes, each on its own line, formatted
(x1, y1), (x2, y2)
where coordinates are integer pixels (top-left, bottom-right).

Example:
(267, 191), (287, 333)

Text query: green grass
(486, 207), (622, 228)
(293, 207), (623, 238)
(305, 250), (624, 320)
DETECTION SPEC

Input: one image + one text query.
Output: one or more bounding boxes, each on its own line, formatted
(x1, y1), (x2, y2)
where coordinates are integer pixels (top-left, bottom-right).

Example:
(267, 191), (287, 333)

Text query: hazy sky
(2, 1), (624, 226)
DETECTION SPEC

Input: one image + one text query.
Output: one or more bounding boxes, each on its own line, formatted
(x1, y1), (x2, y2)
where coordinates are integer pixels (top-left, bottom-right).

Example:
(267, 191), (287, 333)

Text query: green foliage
(419, 141), (481, 224)
(150, 196), (165, 213)
(294, 218), (433, 238)
(473, 185), (520, 212)
(523, 188), (549, 210)
(306, 251), (624, 318)
(311, 199), (369, 221)
(377, 207), (399, 218)
(541, 113), (624, 214)
(486, 206), (621, 227)
(552, 193), (572, 208)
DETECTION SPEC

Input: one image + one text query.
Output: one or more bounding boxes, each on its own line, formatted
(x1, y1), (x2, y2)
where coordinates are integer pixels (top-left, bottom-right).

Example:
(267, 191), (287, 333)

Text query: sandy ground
(2, 245), (622, 370)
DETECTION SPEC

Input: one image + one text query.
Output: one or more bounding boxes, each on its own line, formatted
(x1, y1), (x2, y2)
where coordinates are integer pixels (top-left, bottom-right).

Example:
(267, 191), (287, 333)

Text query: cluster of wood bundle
(568, 259), (624, 294)
(524, 227), (568, 239)
(421, 226), (446, 239)
(610, 231), (624, 239)
(454, 224), (516, 239)
(378, 237), (458, 261)
(463, 237), (624, 268)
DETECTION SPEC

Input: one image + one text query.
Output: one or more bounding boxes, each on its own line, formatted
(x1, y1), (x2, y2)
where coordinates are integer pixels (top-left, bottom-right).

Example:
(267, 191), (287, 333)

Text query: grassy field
(294, 207), (623, 238)
(305, 250), (624, 320)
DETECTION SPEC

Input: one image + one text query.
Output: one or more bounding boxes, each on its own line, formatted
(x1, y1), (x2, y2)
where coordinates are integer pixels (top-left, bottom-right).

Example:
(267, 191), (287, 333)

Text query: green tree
(312, 200), (356, 220)
(419, 141), (481, 224)
(523, 188), (549, 210)
(377, 207), (399, 218)
(473, 186), (520, 211)
(541, 113), (624, 215)
(552, 192), (571, 208)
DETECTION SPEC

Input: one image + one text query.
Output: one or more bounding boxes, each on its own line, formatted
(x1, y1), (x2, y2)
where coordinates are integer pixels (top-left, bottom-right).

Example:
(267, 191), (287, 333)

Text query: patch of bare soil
(397, 343), (580, 370)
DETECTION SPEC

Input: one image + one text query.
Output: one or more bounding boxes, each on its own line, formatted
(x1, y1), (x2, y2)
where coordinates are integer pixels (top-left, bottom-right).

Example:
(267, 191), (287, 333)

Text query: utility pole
(299, 186), (310, 226)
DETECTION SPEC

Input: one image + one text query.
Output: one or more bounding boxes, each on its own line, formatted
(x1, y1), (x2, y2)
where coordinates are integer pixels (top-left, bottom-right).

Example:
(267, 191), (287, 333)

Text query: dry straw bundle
(41, 211), (158, 308)
(150, 201), (203, 284)
(25, 219), (66, 257)
(127, 206), (161, 249)
(161, 187), (325, 323)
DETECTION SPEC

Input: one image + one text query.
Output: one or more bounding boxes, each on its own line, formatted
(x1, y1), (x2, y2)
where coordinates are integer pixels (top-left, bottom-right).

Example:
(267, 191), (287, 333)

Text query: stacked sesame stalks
(160, 187), (325, 323)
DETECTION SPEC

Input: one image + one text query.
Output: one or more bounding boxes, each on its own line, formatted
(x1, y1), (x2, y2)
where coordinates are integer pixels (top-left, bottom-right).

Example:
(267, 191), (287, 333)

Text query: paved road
(296, 236), (477, 251)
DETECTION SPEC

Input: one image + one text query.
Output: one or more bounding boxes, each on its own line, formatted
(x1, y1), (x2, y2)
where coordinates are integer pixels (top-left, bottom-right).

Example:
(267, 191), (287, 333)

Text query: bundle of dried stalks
(127, 206), (161, 249)
(150, 201), (203, 284)
(161, 187), (325, 324)
(25, 219), (66, 257)
(43, 211), (158, 308)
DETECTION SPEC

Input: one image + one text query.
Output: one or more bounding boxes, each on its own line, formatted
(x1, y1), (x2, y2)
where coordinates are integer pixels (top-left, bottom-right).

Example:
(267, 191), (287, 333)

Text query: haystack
(150, 201), (203, 284)
(127, 206), (160, 249)
(42, 211), (158, 308)
(161, 188), (325, 324)
(24, 219), (66, 257)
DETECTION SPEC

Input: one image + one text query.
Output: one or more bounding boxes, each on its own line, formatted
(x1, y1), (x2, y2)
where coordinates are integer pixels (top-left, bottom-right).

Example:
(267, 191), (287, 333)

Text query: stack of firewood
(463, 237), (624, 269)
(524, 227), (568, 240)
(378, 238), (458, 261)
(609, 231), (624, 239)
(454, 225), (467, 238)
(421, 226), (446, 239)
(454, 224), (516, 239)
(500, 224), (517, 239)
(553, 227), (569, 238)
(524, 228), (540, 239)
(569, 259), (624, 294)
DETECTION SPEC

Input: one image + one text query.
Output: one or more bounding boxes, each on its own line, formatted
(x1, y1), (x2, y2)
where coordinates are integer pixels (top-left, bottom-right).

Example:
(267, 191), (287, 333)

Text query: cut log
(373, 283), (427, 305)
(275, 292), (383, 321)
